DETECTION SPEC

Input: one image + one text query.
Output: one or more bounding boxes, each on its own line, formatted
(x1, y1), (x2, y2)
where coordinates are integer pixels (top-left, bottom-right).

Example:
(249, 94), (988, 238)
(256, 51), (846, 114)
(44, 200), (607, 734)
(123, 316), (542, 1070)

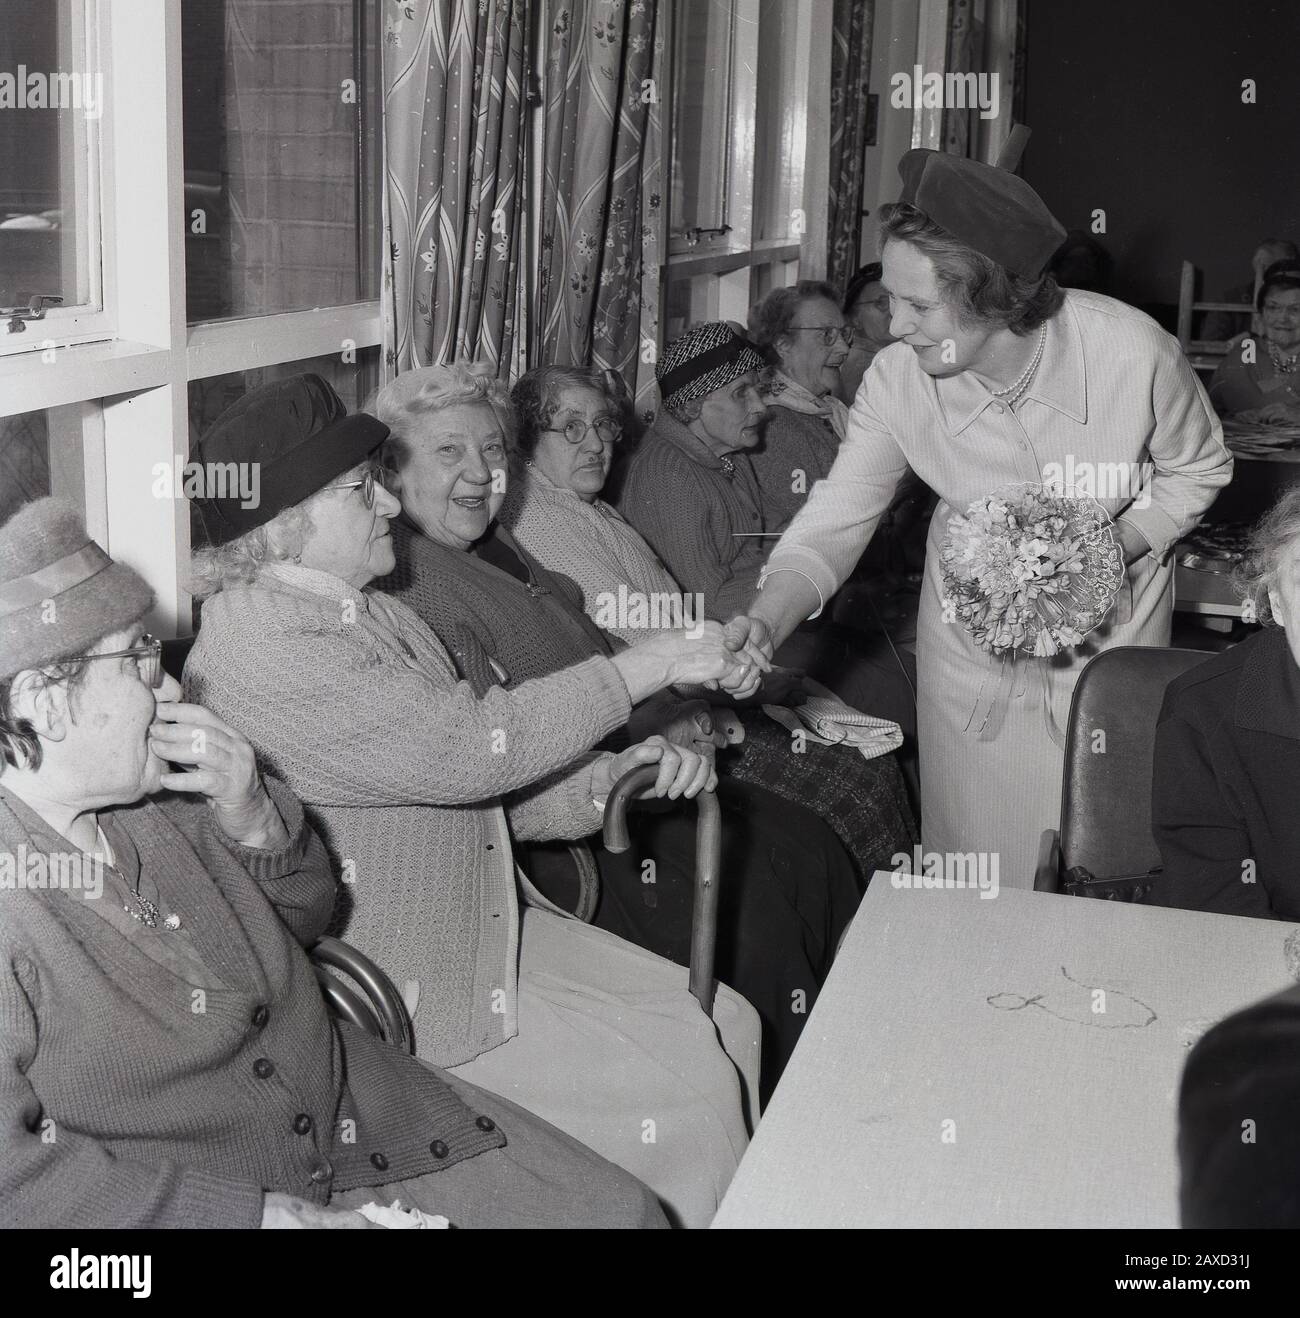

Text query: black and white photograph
(1, 0), (1298, 1283)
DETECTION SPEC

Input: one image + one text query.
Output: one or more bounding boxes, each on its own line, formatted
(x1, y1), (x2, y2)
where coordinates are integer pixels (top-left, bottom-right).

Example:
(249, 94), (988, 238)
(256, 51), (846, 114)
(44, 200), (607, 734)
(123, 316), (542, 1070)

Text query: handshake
(609, 616), (776, 704)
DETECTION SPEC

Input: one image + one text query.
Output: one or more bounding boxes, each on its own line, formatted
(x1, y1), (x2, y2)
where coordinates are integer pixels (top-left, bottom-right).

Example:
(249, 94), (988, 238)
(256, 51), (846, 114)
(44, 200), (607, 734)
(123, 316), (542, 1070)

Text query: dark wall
(1022, 0), (1300, 312)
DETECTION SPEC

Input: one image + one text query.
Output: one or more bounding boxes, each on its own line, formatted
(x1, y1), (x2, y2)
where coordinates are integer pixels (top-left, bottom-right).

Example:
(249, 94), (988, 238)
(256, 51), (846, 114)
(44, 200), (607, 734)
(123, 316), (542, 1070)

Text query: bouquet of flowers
(939, 484), (1124, 658)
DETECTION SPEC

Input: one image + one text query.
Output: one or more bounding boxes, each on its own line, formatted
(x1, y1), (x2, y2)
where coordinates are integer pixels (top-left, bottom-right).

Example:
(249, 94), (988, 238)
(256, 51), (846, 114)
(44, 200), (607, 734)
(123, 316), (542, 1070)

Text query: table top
(712, 879), (1300, 1229)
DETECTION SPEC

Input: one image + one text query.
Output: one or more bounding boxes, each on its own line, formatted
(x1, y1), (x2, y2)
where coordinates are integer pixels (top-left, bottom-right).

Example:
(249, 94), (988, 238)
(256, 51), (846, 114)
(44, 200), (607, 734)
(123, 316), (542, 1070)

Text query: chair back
(1059, 646), (1213, 879)
(1177, 259), (1252, 376)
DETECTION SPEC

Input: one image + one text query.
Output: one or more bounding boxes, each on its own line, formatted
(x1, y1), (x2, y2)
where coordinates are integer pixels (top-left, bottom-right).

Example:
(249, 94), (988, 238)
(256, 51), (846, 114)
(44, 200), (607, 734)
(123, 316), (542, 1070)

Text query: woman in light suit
(725, 150), (1232, 885)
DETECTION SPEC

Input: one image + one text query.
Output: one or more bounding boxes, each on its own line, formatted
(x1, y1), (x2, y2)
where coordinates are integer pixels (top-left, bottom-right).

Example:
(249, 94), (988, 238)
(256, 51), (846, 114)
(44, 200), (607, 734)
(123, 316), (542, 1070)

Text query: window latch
(5, 294), (63, 334)
(683, 225), (732, 247)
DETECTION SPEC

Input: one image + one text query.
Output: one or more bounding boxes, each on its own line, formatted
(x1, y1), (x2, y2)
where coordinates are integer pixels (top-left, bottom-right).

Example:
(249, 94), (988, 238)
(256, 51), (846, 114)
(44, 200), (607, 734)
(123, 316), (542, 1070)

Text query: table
(712, 880), (1300, 1228)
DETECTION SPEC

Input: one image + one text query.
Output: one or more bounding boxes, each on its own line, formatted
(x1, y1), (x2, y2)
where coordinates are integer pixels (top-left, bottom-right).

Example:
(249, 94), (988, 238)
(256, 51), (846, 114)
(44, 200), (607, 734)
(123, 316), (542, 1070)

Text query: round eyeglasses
(545, 417), (622, 446)
(77, 634), (163, 689)
(323, 467), (386, 508)
(792, 324), (857, 347)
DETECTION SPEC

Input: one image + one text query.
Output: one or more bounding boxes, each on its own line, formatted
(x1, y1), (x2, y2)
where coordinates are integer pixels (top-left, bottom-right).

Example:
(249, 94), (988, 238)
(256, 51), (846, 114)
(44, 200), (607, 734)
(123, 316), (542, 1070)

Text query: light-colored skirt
(450, 905), (761, 1229)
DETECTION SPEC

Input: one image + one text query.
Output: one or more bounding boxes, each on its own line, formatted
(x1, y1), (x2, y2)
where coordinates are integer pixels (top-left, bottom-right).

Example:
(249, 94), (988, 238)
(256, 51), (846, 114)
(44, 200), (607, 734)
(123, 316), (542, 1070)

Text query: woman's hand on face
(592, 734), (717, 801)
(261, 1192), (379, 1229)
(149, 703), (291, 850)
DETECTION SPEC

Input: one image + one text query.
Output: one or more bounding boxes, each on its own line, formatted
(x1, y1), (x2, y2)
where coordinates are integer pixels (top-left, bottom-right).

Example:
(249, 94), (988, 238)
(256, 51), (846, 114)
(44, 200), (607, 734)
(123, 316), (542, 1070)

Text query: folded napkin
(356, 1200), (450, 1229)
(761, 686), (903, 760)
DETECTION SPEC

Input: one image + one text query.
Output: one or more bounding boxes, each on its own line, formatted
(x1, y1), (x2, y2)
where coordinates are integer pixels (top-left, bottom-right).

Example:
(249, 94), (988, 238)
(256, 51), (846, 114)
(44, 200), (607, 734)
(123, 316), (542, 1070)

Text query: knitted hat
(0, 498), (154, 681)
(656, 322), (765, 414)
(897, 148), (1067, 279)
(191, 373), (390, 546)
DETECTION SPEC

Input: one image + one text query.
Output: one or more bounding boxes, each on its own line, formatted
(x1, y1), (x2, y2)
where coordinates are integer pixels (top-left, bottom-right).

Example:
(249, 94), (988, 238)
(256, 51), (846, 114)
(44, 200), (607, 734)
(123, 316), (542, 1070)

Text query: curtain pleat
(382, 0), (527, 374)
(827, 0), (875, 292)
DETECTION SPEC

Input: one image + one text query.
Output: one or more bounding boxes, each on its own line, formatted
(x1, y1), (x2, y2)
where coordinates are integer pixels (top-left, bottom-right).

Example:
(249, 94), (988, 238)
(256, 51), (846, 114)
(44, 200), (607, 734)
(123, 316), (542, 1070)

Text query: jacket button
(253, 1058), (275, 1079)
(309, 1159), (334, 1184)
(429, 1140), (449, 1159)
(293, 1113), (314, 1136)
(370, 1152), (389, 1171)
(251, 1005), (270, 1030)
(475, 1115), (496, 1132)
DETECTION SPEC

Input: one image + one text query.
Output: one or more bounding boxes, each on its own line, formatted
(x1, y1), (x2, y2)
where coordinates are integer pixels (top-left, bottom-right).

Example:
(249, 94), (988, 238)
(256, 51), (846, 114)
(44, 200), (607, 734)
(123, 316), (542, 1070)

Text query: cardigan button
(475, 1115), (496, 1133)
(309, 1158), (334, 1184)
(293, 1113), (314, 1136)
(429, 1140), (450, 1159)
(370, 1152), (389, 1171)
(251, 1005), (270, 1030)
(252, 1058), (275, 1079)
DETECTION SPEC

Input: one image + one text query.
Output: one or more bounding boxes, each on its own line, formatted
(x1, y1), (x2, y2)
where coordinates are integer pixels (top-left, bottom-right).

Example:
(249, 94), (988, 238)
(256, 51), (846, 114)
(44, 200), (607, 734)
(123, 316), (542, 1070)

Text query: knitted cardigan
(500, 467), (682, 647)
(186, 564), (632, 1067)
(746, 404), (843, 537)
(617, 412), (771, 622)
(0, 778), (503, 1229)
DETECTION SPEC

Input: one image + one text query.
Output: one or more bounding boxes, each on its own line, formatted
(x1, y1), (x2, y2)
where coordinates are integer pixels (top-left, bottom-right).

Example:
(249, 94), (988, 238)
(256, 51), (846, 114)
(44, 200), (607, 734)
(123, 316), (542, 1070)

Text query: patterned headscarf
(656, 322), (765, 414)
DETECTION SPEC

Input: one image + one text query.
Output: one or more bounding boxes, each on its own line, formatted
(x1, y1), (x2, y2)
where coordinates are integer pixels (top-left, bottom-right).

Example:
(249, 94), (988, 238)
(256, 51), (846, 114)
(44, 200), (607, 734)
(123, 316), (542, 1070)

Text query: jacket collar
(648, 410), (733, 473)
(1235, 627), (1300, 739)
(941, 292), (1088, 436)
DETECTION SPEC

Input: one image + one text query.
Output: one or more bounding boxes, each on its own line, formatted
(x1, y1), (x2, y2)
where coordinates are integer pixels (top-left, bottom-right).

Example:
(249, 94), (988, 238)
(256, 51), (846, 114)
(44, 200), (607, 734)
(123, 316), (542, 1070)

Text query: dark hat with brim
(897, 148), (1067, 279)
(0, 498), (154, 681)
(191, 373), (390, 547)
(656, 322), (766, 414)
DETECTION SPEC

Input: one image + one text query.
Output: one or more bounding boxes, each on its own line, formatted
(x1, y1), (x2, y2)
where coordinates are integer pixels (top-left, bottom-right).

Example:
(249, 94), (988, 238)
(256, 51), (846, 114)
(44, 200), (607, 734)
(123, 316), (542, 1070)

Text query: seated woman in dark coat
(1149, 487), (1300, 920)
(0, 497), (663, 1229)
(373, 363), (879, 1098)
(1208, 261), (1300, 423)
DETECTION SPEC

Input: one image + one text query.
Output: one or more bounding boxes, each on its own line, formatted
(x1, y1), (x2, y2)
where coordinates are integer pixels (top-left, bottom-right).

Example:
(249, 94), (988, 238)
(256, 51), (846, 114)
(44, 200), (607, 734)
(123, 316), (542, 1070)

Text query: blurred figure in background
(1209, 260), (1300, 422)
(839, 262), (895, 401)
(1203, 238), (1298, 343)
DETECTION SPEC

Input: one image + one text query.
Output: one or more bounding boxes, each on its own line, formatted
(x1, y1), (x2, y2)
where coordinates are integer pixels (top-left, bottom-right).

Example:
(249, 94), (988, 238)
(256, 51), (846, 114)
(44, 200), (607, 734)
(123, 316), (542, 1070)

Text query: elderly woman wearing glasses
(184, 373), (762, 1228)
(746, 281), (856, 536)
(0, 496), (668, 1228)
(372, 363), (878, 1101)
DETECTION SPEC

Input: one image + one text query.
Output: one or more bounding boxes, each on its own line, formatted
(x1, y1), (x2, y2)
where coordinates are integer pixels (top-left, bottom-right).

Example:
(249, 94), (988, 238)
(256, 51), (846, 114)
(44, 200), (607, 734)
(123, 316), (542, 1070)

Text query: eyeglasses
(323, 467), (386, 508)
(76, 634), (163, 689)
(544, 417), (623, 445)
(791, 325), (856, 347)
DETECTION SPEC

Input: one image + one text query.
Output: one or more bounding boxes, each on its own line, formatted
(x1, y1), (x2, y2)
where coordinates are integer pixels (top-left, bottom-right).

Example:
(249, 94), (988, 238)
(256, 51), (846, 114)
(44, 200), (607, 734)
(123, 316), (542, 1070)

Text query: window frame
(0, 0), (384, 635)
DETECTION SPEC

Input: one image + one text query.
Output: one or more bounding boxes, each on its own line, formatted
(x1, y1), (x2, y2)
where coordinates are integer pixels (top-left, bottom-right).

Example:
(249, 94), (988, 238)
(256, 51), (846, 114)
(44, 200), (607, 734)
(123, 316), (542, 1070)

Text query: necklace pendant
(124, 891), (161, 928)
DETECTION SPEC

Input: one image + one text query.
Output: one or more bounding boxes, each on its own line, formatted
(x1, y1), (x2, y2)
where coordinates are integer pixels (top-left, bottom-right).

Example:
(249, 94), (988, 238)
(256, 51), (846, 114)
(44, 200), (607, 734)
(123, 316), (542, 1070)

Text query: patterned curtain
(534, 1), (665, 420)
(943, 0), (1026, 165)
(827, 0), (875, 292)
(381, 0), (527, 374)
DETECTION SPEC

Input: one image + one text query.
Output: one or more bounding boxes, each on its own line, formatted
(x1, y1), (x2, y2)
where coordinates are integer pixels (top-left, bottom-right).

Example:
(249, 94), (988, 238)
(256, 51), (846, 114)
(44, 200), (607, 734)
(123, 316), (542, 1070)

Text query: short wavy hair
(374, 363), (514, 478)
(878, 201), (1065, 335)
(509, 365), (619, 460)
(748, 280), (842, 355)
(190, 502), (315, 600)
(1235, 486), (1300, 626)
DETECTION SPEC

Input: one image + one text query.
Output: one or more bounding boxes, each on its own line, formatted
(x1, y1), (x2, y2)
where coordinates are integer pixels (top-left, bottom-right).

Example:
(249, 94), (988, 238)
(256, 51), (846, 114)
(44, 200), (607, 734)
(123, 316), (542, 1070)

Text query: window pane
(752, 0), (802, 243)
(669, 0), (734, 242)
(187, 348), (381, 446)
(0, 0), (99, 311)
(182, 0), (382, 323)
(0, 404), (95, 526)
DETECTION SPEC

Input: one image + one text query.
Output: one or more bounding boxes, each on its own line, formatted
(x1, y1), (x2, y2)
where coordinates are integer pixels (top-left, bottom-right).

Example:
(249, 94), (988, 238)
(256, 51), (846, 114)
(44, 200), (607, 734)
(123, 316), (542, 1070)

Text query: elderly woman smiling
(373, 364), (907, 1099)
(1150, 486), (1300, 921)
(0, 496), (666, 1229)
(184, 373), (761, 1228)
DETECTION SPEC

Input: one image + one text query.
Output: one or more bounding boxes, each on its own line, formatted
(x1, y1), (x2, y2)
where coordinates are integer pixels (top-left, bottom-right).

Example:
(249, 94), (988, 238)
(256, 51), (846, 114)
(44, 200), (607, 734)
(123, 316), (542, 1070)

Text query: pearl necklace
(1268, 341), (1299, 375)
(989, 322), (1048, 407)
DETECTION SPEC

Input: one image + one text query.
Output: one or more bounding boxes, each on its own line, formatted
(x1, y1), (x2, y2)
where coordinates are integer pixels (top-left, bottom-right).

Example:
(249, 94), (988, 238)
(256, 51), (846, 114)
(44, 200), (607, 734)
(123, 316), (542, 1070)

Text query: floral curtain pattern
(381, 0), (527, 374)
(535, 0), (664, 420)
(827, 0), (875, 293)
(943, 0), (1026, 164)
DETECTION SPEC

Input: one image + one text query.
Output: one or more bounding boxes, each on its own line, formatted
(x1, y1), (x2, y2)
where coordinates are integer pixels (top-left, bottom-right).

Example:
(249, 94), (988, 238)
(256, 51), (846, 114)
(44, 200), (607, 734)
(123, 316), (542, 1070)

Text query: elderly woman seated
(183, 375), (761, 1229)
(371, 363), (882, 1099)
(1149, 487), (1300, 920)
(0, 497), (666, 1228)
(745, 281), (853, 537)
(839, 263), (896, 402)
(1208, 260), (1300, 423)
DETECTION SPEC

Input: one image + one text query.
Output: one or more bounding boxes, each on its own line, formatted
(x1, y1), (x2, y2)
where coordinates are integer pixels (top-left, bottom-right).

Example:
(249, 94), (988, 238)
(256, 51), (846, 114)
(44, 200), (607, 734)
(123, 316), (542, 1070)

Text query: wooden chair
(1177, 260), (1252, 378)
(1034, 646), (1214, 892)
